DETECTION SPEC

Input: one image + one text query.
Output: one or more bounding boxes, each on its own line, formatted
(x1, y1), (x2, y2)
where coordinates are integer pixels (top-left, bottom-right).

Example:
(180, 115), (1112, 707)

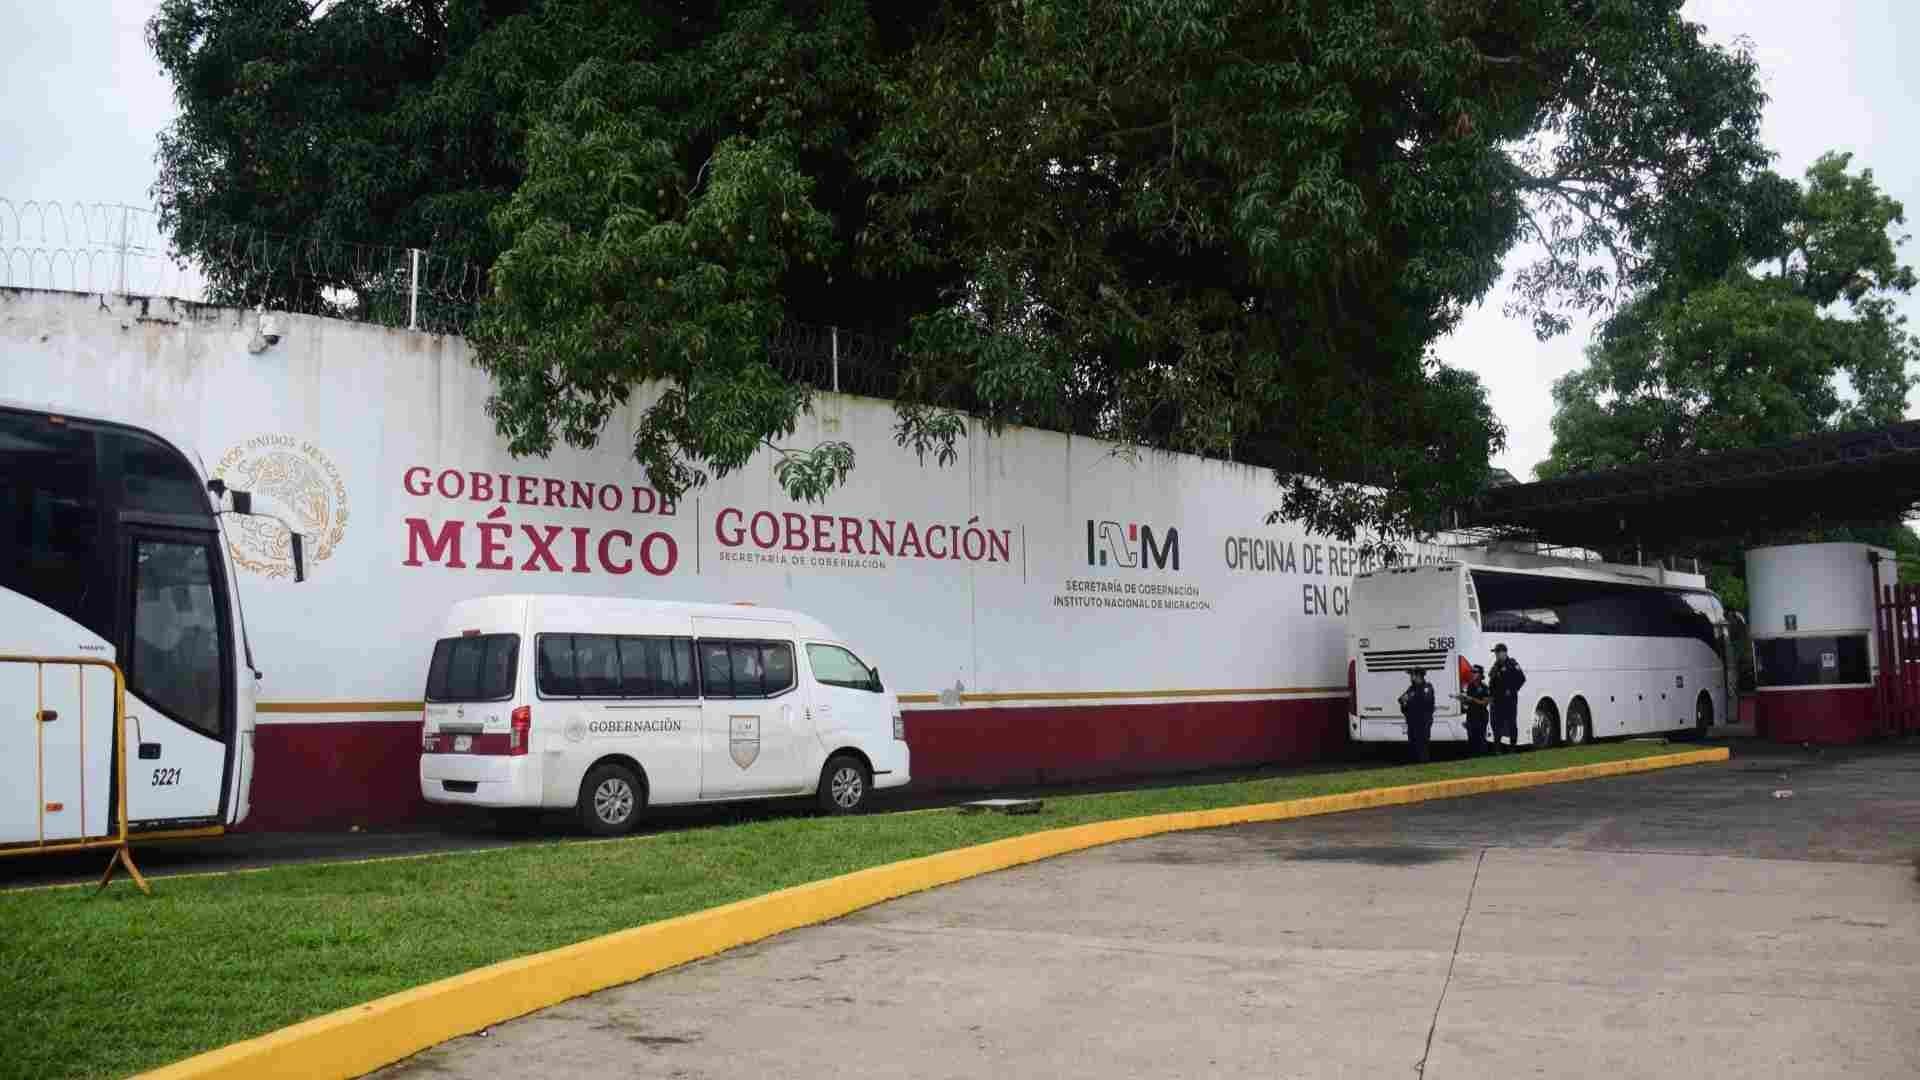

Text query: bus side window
(0, 412), (110, 641)
(104, 430), (210, 517)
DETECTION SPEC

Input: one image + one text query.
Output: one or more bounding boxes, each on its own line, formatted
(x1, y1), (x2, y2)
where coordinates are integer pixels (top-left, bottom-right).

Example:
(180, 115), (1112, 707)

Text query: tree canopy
(1537, 150), (1920, 612)
(1540, 152), (1918, 480)
(151, 0), (1774, 547)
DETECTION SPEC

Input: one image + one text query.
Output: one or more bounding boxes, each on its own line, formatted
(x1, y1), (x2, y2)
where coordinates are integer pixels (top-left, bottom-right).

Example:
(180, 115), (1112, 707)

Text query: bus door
(119, 526), (234, 827)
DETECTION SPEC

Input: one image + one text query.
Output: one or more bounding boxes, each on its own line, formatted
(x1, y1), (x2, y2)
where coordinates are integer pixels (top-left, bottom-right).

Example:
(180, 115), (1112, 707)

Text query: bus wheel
(578, 762), (643, 836)
(1694, 692), (1714, 739)
(1564, 700), (1592, 746)
(1531, 701), (1560, 748)
(818, 754), (871, 815)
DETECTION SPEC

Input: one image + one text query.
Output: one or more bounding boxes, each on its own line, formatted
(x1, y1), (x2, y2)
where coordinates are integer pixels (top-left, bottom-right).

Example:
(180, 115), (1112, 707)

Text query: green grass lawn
(1, 742), (1697, 1079)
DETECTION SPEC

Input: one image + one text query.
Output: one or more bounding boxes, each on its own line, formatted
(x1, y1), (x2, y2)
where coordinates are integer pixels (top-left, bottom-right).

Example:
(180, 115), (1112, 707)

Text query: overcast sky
(2, 1), (1915, 479)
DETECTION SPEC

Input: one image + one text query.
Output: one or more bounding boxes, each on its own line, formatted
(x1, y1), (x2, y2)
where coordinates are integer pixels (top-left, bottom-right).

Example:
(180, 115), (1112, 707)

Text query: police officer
(1399, 668), (1436, 763)
(1488, 643), (1526, 751)
(1459, 664), (1491, 755)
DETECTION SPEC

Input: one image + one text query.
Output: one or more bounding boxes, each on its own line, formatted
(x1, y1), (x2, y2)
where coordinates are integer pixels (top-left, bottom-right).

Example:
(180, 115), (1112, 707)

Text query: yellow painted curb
(140, 746), (1728, 1080)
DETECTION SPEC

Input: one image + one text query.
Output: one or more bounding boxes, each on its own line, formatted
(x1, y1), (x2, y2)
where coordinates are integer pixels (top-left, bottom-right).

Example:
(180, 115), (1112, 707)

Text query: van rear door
(1352, 566), (1465, 720)
(422, 633), (521, 753)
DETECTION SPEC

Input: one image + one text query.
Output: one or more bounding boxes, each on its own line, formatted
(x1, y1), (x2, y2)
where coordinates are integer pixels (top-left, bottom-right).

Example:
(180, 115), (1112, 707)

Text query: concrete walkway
(374, 742), (1920, 1079)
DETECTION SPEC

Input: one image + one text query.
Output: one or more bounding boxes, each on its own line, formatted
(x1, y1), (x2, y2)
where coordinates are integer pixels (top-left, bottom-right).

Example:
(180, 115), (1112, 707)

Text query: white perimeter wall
(1, 289), (1452, 716)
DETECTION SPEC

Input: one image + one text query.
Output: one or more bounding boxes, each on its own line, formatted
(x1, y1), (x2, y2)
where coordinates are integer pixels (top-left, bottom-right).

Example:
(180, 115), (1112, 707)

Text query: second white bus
(1347, 559), (1732, 747)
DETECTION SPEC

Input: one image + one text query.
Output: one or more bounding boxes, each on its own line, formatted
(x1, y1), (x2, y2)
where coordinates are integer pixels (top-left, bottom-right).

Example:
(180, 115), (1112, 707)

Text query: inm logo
(1085, 520), (1180, 571)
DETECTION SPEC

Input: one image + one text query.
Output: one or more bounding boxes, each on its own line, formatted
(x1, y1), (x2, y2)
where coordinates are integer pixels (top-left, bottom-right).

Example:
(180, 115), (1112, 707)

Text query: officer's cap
(1471, 664), (1485, 674)
(1492, 643), (1508, 653)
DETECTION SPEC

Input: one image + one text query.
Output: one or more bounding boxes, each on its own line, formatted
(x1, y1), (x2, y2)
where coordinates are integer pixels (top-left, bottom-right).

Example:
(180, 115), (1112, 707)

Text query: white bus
(1346, 559), (1732, 748)
(419, 594), (911, 834)
(1, 400), (303, 852)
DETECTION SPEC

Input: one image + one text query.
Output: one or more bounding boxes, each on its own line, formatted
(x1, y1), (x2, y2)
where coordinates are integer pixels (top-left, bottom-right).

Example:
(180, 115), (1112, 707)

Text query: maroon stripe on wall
(1752, 687), (1876, 745)
(239, 697), (1350, 832)
(902, 697), (1348, 791)
(243, 721), (430, 831)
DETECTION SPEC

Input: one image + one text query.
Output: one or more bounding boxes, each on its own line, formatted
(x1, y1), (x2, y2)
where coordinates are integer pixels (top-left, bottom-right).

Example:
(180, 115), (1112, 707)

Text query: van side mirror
(869, 667), (883, 692)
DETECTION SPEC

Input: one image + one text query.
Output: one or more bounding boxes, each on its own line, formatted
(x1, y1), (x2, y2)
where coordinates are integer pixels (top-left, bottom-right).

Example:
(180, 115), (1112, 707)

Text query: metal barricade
(0, 654), (150, 894)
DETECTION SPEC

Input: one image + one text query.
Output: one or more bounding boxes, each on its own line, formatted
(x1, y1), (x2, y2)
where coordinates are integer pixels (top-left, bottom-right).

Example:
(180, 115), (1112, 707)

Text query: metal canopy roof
(1460, 420), (1920, 551)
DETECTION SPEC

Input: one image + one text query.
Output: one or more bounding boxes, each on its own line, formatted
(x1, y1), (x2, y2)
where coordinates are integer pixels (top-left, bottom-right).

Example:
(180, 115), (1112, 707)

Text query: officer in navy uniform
(1488, 643), (1526, 751)
(1459, 664), (1491, 755)
(1399, 668), (1437, 763)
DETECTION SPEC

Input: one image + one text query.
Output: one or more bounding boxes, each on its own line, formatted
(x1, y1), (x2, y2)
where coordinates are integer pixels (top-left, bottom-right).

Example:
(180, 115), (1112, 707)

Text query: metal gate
(1872, 581), (1920, 737)
(1, 654), (150, 892)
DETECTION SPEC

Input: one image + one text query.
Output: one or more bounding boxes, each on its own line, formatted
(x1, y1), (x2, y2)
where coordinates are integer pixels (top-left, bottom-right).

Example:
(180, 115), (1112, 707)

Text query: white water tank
(1746, 542), (1890, 689)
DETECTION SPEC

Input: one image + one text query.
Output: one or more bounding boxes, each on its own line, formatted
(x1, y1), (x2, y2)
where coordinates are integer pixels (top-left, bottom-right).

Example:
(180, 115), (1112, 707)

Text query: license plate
(454, 734), (472, 752)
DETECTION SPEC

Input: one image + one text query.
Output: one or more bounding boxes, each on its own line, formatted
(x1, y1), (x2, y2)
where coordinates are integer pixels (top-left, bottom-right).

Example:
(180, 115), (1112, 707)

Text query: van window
(539, 634), (697, 698)
(574, 634), (622, 695)
(762, 643), (794, 694)
(807, 644), (881, 692)
(538, 635), (577, 694)
(699, 639), (796, 699)
(617, 636), (697, 697)
(699, 641), (733, 696)
(426, 634), (519, 702)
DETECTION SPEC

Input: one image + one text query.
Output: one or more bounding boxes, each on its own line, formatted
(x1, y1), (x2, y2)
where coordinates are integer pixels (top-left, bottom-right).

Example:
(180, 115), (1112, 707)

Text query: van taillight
(509, 706), (531, 755)
(1347, 659), (1357, 713)
(1457, 655), (1473, 691)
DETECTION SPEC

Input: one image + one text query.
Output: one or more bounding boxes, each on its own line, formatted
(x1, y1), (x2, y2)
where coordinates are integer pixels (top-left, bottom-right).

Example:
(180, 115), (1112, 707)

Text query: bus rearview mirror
(291, 531), (306, 583)
(231, 490), (253, 515)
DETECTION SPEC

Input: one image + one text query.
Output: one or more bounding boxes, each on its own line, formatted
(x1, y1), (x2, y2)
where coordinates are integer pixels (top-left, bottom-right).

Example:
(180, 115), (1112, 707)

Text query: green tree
(151, 1), (1771, 548)
(1539, 152), (1918, 480)
(1541, 152), (1920, 611)
(147, 0), (555, 313)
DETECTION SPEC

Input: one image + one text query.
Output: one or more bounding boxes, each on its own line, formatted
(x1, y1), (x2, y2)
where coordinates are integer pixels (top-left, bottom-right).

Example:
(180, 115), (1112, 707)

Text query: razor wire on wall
(1, 199), (485, 335)
(2, 197), (910, 399)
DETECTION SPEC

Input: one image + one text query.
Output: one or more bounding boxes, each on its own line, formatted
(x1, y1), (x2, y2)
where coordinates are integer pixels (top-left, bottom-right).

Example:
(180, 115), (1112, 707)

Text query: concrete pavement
(372, 741), (1920, 1079)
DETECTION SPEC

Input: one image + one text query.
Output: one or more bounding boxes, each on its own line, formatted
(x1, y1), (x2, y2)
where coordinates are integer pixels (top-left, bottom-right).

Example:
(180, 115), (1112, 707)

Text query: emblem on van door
(730, 715), (760, 769)
(565, 717), (587, 743)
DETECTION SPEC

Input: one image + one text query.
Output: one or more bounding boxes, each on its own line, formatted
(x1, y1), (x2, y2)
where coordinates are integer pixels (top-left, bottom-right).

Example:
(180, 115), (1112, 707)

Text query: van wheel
(818, 754), (871, 815)
(578, 763), (643, 836)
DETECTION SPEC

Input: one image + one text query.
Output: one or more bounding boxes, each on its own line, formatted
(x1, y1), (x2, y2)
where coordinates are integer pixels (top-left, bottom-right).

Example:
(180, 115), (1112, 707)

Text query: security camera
(259, 314), (283, 345)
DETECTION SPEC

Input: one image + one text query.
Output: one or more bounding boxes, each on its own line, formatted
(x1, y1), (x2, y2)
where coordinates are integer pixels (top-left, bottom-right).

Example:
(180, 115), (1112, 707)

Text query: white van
(418, 594), (910, 834)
